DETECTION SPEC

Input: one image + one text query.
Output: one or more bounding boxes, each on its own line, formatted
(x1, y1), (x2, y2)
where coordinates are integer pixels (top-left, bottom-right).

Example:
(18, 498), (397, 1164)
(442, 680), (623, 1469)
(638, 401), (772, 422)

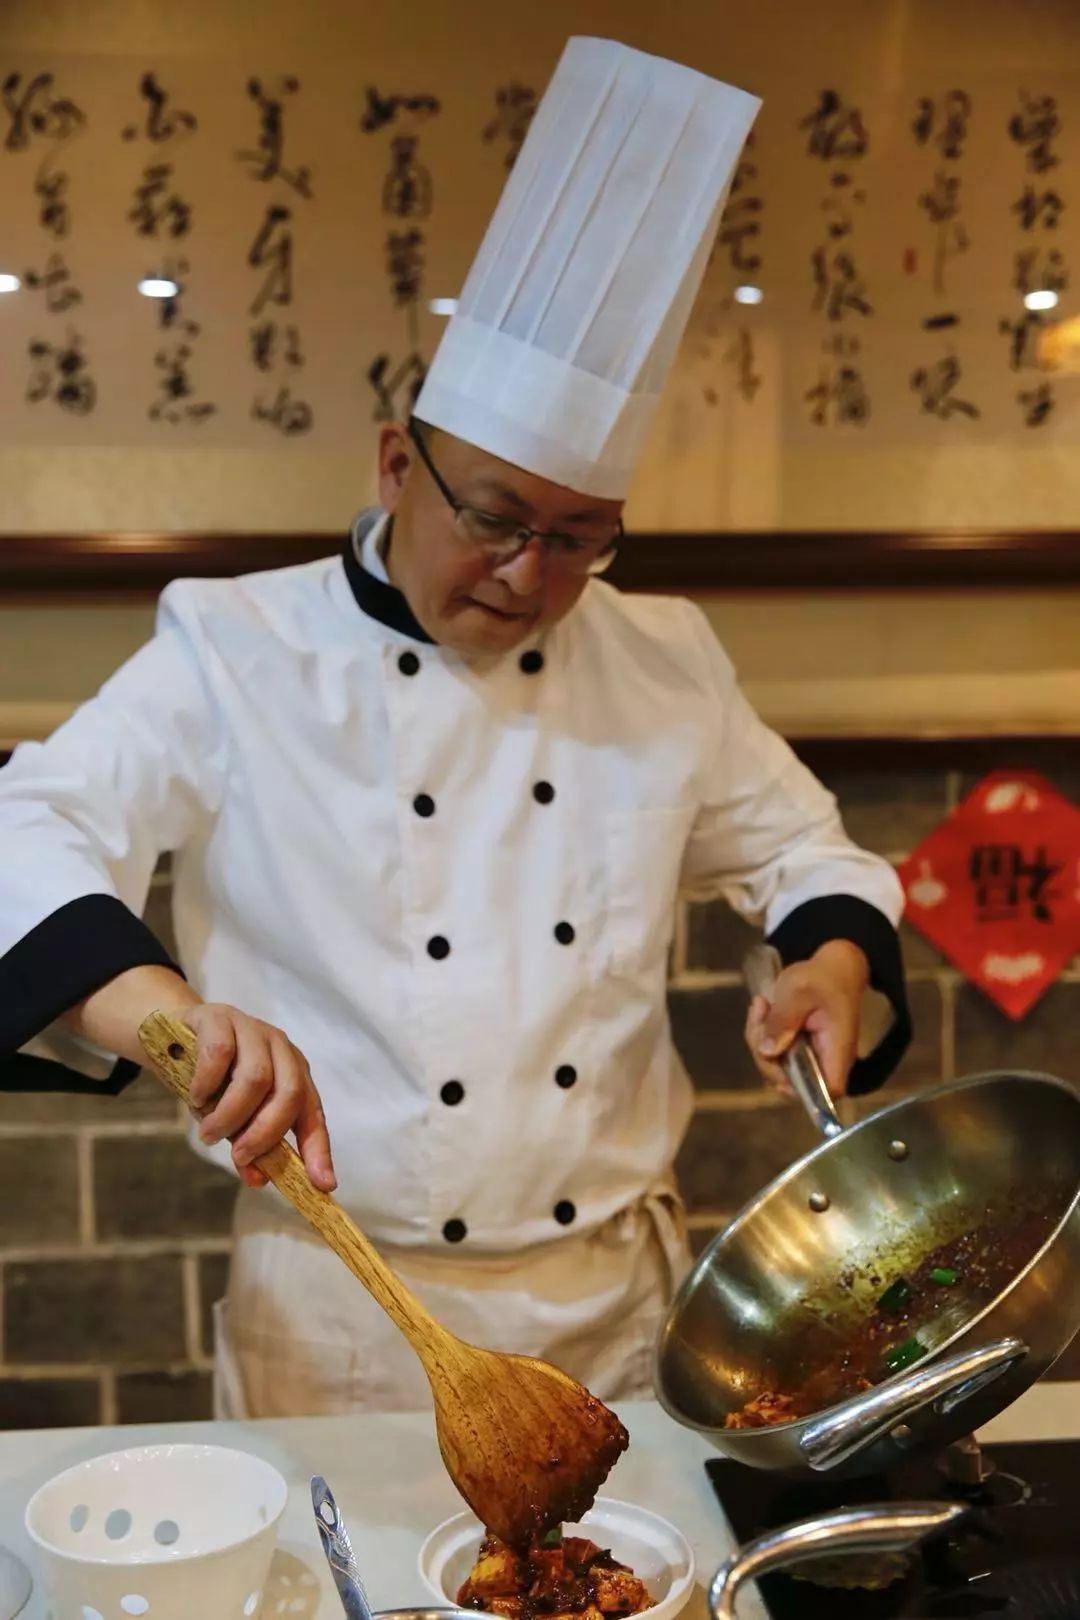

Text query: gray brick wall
(2, 757), (1078, 1427)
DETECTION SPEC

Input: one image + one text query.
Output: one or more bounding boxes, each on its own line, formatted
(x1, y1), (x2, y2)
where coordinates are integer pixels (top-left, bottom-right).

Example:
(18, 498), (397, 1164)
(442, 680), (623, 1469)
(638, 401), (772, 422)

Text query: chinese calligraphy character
(821, 173), (866, 241)
(252, 385), (313, 435)
(918, 169), (970, 293)
(1018, 381), (1054, 428)
(236, 76), (312, 198)
(35, 151), (71, 237)
(999, 310), (1049, 371)
(122, 71), (197, 143)
(805, 361), (870, 426)
(360, 87), (440, 134)
(1013, 245), (1069, 297)
(382, 135), (433, 219)
(719, 195), (762, 272)
(24, 251), (81, 314)
(970, 843), (1061, 921)
(250, 321), (305, 372)
(385, 228), (426, 306)
(1008, 91), (1061, 174)
(911, 354), (980, 420)
(724, 330), (762, 404)
(26, 332), (96, 414)
(912, 90), (972, 161)
(247, 204), (293, 315)
(812, 247), (872, 319)
(482, 83), (537, 169)
(2, 71), (85, 151)
(1013, 187), (1064, 231)
(800, 90), (868, 160)
(368, 351), (426, 421)
(143, 258), (199, 333)
(128, 163), (192, 237)
(149, 343), (217, 424)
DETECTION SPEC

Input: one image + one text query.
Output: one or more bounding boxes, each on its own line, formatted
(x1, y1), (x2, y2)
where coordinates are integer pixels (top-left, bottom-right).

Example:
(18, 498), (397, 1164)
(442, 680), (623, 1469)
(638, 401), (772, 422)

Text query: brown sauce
(724, 1202), (1058, 1430)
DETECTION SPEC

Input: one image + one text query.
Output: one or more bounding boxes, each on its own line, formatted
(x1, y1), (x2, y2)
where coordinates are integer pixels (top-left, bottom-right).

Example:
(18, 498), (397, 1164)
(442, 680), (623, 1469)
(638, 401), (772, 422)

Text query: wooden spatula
(139, 1010), (628, 1546)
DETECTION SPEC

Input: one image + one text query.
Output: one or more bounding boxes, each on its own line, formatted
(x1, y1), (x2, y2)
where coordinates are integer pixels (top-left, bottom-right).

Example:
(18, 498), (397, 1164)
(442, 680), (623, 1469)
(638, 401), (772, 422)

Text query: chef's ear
(377, 421), (415, 512)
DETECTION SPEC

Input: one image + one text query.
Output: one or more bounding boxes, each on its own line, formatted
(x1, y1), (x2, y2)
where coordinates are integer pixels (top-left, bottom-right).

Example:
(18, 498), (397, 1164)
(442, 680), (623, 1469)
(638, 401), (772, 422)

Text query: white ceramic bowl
(24, 1442), (288, 1620)
(418, 1497), (695, 1620)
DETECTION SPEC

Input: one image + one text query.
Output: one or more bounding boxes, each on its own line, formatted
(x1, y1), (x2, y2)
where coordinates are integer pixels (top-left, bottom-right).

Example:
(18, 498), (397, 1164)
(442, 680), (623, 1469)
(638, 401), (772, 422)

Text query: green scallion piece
(929, 1266), (958, 1286)
(884, 1335), (928, 1373)
(877, 1276), (914, 1313)
(541, 1527), (563, 1548)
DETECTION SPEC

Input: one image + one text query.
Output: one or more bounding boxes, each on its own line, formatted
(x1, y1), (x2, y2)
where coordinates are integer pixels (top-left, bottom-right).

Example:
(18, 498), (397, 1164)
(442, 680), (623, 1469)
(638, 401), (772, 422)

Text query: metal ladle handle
(708, 1501), (966, 1620)
(742, 944), (844, 1139)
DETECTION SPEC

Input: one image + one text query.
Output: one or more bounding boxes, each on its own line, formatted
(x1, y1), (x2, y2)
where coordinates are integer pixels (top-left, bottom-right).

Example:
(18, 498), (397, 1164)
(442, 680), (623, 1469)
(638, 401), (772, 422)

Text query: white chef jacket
(0, 511), (908, 1257)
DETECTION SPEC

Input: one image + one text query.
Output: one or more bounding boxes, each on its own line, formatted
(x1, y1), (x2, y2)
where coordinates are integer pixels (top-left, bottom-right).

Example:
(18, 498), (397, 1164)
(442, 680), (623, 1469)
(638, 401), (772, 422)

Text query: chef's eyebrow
(468, 477), (613, 525)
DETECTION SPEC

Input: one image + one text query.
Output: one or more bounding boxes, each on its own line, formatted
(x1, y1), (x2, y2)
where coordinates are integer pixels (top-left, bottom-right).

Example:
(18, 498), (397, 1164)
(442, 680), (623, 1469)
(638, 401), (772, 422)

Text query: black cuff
(0, 1050), (142, 1095)
(767, 894), (911, 1097)
(0, 893), (180, 1057)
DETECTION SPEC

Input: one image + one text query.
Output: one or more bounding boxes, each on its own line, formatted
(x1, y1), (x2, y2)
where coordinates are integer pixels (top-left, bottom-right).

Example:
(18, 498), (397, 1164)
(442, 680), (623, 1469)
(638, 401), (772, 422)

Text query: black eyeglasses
(407, 419), (622, 577)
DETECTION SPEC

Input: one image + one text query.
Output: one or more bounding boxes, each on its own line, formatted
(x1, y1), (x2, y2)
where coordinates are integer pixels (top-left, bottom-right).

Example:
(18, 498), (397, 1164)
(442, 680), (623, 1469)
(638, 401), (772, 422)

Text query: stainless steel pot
(655, 957), (1080, 1476)
(707, 1502), (966, 1620)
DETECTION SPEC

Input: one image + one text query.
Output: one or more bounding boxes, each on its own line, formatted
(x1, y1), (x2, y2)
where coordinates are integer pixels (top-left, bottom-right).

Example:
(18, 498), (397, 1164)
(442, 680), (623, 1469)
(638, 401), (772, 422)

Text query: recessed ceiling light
(138, 277), (179, 299)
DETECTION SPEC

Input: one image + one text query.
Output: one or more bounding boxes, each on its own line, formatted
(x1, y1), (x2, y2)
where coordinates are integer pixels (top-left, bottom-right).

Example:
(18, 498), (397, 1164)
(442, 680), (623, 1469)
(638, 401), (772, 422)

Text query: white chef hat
(414, 36), (760, 499)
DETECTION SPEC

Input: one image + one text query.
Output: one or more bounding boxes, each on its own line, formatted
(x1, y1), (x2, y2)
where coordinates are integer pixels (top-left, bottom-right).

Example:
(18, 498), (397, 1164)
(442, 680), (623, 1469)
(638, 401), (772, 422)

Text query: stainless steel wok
(654, 953), (1080, 1477)
(707, 1501), (967, 1619)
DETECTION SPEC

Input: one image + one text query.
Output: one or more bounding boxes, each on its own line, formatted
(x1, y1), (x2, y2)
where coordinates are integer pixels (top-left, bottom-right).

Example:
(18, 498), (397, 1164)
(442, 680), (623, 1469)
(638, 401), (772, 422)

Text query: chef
(0, 38), (910, 1419)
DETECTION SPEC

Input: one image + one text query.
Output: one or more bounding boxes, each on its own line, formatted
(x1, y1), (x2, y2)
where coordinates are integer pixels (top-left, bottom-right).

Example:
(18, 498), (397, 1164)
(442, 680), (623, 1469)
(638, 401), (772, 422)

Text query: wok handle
(742, 944), (844, 1140)
(798, 1336), (1029, 1472)
(708, 1502), (966, 1620)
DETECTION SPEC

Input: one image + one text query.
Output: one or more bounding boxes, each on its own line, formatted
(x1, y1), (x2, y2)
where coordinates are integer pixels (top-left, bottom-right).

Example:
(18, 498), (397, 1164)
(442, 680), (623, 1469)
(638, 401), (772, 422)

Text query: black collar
(341, 525), (434, 645)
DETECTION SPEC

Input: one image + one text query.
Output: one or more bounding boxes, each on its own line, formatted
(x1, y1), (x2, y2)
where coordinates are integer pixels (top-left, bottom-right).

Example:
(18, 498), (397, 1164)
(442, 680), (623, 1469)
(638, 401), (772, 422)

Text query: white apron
(212, 1183), (690, 1418)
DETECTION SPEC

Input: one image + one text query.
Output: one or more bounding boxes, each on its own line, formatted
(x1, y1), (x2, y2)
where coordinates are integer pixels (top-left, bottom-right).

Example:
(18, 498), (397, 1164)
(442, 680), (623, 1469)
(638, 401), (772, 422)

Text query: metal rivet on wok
(808, 1191), (831, 1213)
(888, 1140), (910, 1161)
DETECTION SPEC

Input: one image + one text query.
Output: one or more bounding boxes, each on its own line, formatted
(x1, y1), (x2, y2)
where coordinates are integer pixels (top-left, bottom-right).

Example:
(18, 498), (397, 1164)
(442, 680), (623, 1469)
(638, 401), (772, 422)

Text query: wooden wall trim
(2, 529), (1080, 593)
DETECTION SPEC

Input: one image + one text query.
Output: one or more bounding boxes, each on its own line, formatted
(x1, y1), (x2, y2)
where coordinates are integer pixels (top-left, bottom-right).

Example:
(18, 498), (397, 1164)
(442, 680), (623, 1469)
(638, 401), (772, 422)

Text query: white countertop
(2, 1385), (1077, 1620)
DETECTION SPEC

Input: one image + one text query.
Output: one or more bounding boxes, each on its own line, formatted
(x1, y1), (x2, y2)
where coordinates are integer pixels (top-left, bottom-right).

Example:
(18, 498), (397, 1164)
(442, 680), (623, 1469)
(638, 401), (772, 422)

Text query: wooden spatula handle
(138, 1009), (439, 1351)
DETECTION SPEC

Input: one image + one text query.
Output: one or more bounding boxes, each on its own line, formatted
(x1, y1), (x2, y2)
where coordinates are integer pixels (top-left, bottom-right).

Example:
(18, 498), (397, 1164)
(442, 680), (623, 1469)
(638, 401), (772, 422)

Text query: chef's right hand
(183, 1002), (337, 1194)
(68, 965), (336, 1194)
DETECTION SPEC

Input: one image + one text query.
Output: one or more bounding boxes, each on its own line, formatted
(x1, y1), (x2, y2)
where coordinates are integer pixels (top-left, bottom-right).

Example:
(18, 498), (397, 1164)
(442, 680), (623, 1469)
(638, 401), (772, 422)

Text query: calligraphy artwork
(801, 89), (873, 427)
(237, 73), (313, 435)
(0, 51), (1078, 490)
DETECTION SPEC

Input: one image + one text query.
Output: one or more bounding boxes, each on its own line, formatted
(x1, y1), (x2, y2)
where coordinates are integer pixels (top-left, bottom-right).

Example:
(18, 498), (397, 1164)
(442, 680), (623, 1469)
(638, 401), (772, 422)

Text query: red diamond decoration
(897, 770), (1080, 1020)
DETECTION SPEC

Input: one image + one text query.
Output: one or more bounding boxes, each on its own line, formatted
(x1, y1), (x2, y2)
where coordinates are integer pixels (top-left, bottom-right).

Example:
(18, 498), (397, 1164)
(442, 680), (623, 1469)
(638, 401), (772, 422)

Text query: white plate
(418, 1497), (695, 1620)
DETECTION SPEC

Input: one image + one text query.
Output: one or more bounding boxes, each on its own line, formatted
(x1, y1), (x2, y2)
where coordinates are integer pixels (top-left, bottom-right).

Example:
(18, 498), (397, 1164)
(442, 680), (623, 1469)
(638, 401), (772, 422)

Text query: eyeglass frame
(406, 418), (623, 576)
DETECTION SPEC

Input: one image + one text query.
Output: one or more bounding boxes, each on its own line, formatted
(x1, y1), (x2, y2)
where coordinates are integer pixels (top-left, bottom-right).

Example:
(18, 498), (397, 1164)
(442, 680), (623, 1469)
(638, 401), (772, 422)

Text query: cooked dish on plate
(457, 1528), (652, 1620)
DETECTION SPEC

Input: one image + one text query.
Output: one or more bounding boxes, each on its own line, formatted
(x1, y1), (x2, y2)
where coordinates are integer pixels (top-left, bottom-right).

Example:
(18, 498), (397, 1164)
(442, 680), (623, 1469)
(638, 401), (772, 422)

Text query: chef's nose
(493, 536), (546, 596)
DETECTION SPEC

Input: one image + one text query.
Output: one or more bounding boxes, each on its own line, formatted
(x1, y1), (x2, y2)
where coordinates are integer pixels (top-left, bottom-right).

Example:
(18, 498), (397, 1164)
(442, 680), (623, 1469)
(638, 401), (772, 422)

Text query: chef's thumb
(757, 981), (815, 1058)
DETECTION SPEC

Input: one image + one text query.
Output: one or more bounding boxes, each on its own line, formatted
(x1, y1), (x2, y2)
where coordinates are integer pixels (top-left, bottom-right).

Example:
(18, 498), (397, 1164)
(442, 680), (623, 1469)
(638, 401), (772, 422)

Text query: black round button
(413, 793), (436, 818)
(554, 921), (576, 946)
(533, 781), (556, 805)
(519, 649), (545, 675)
(440, 1080), (465, 1107)
(555, 1065), (577, 1090)
(398, 651), (420, 676)
(443, 1218), (467, 1244)
(427, 935), (451, 960)
(554, 1200), (576, 1226)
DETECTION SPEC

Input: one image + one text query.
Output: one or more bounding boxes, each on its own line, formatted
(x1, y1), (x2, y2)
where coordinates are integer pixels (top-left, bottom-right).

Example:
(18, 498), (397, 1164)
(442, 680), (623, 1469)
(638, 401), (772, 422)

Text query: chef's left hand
(744, 940), (870, 1100)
